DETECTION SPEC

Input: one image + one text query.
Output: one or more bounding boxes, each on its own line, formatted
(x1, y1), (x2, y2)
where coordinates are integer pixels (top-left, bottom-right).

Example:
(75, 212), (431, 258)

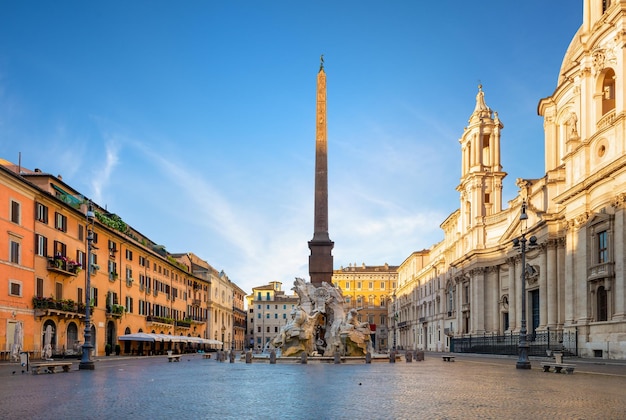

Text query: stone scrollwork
(525, 263), (540, 286)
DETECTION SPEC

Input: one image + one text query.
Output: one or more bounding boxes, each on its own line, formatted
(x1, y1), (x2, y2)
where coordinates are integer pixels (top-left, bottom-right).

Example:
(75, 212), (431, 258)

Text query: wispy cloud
(90, 139), (119, 203)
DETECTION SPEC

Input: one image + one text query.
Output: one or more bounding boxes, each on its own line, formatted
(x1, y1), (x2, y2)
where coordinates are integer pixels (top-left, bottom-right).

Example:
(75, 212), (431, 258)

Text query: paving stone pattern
(1, 353), (625, 419)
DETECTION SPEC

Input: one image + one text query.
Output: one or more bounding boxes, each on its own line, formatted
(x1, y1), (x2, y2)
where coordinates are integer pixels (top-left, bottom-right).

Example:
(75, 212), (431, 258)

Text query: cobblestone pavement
(1, 352), (625, 420)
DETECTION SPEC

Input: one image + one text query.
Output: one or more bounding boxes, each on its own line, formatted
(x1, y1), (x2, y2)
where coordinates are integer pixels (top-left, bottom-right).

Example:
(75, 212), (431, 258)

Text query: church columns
(538, 245), (548, 330)
(508, 258), (518, 332)
(546, 239), (559, 329)
(471, 268), (486, 334)
(564, 225), (577, 325)
(612, 197), (626, 320)
(557, 238), (566, 326)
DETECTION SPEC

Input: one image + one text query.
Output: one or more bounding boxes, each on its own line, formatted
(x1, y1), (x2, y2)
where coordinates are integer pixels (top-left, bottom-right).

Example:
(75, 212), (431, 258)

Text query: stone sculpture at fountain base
(270, 278), (373, 357)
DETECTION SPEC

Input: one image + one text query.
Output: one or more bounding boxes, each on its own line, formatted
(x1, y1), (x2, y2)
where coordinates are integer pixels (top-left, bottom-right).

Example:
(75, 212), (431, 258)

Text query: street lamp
(79, 203), (95, 370)
(512, 200), (537, 370)
(392, 293), (397, 351)
(221, 325), (226, 351)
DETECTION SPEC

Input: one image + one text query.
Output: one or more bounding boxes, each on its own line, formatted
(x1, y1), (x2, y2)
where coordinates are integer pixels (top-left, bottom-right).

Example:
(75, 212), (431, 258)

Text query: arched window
(597, 286), (608, 321)
(601, 68), (616, 116)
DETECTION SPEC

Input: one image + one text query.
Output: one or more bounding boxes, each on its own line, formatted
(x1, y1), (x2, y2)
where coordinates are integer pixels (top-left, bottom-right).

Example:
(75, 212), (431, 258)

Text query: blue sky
(0, 1), (582, 294)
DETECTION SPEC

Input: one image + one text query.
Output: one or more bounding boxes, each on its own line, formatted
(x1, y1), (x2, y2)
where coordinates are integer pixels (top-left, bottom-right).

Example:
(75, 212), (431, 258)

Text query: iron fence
(450, 328), (578, 357)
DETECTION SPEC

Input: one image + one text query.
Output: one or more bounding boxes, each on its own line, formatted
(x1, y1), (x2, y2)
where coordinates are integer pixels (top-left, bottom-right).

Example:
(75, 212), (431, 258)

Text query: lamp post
(79, 203), (95, 370)
(221, 325), (226, 351)
(513, 201), (537, 370)
(392, 293), (397, 351)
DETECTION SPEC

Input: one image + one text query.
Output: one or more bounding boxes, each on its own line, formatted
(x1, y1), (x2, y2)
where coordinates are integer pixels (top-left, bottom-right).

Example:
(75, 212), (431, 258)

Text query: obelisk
(308, 55), (334, 286)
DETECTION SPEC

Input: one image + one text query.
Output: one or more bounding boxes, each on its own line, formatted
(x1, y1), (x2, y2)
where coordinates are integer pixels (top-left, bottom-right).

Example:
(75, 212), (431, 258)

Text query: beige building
(246, 281), (298, 350)
(232, 283), (247, 351)
(332, 263), (397, 351)
(393, 0), (626, 360)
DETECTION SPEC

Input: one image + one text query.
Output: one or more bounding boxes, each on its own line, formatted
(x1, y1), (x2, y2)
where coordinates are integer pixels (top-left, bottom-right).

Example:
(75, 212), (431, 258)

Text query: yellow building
(332, 263), (398, 352)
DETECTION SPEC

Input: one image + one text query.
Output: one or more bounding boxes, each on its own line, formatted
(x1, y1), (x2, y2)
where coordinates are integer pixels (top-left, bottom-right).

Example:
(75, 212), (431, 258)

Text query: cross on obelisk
(308, 55), (334, 286)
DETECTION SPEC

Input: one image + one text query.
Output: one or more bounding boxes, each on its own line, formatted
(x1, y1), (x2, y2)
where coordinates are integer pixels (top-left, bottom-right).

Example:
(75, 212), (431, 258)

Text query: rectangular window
(77, 251), (85, 269)
(91, 287), (98, 307)
(345, 282), (350, 290)
(9, 281), (22, 296)
(257, 326), (261, 333)
(55, 282), (63, 300)
(10, 200), (20, 224)
(35, 202), (48, 223)
(257, 313), (261, 319)
(282, 313), (286, 319)
(108, 261), (117, 280)
(381, 282), (385, 290)
(598, 230), (608, 264)
(35, 234), (48, 257)
(357, 282), (361, 290)
(369, 282), (374, 290)
(78, 224), (84, 241)
(266, 292), (270, 300)
(266, 326), (270, 333)
(126, 249), (133, 261)
(10, 240), (20, 264)
(53, 240), (67, 258)
(55, 212), (67, 232)
(36, 278), (44, 298)
(266, 313), (270, 319)
(126, 297), (134, 313)
(78, 288), (83, 305)
(274, 313), (278, 319)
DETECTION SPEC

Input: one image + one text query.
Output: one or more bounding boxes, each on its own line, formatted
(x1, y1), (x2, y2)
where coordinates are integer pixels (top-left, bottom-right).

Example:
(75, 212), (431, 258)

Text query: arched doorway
(42, 320), (57, 358)
(124, 327), (131, 354)
(66, 322), (79, 356)
(106, 321), (116, 355)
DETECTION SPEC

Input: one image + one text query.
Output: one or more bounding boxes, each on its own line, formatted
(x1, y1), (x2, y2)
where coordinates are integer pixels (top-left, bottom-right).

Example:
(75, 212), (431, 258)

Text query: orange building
(1, 160), (243, 359)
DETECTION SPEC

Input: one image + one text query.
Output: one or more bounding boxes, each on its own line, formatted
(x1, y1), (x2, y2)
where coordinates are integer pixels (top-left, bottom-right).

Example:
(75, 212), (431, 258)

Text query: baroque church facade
(395, 0), (626, 359)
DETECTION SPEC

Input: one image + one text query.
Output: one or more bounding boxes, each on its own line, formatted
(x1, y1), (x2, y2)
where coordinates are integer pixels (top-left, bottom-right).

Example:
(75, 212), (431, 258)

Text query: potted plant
(105, 344), (112, 356)
(115, 344), (121, 356)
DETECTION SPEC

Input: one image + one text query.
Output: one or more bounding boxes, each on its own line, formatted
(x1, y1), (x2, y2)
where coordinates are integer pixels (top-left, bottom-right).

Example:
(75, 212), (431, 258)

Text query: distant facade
(393, 0), (626, 359)
(246, 281), (298, 350)
(232, 283), (247, 351)
(1, 161), (244, 358)
(332, 263), (397, 352)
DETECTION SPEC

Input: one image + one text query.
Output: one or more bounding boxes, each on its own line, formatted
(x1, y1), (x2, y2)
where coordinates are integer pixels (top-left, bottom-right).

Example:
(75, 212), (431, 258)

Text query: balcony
(106, 304), (126, 319)
(175, 319), (192, 329)
(588, 262), (614, 282)
(192, 299), (202, 306)
(33, 296), (86, 319)
(126, 278), (134, 288)
(146, 315), (174, 327)
(47, 257), (81, 276)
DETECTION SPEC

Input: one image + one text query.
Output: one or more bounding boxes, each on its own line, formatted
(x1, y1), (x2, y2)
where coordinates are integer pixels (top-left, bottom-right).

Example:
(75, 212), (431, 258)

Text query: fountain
(269, 278), (373, 358)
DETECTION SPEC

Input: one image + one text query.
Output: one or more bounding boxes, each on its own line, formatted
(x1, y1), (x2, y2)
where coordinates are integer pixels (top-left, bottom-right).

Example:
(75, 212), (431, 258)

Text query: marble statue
(271, 278), (372, 357)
